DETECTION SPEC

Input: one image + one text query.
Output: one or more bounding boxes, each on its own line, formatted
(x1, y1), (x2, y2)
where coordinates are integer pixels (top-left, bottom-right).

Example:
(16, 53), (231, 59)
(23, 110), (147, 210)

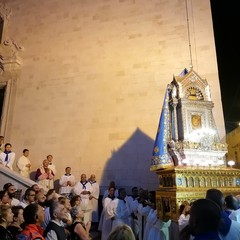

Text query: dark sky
(210, 0), (240, 133)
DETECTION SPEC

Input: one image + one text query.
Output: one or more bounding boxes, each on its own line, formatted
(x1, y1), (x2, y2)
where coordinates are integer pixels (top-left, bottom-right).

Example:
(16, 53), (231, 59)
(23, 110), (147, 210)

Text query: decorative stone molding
(0, 2), (23, 138)
(0, 2), (12, 22)
(4, 38), (24, 51)
(0, 2), (23, 73)
(0, 41), (23, 73)
(0, 5), (23, 137)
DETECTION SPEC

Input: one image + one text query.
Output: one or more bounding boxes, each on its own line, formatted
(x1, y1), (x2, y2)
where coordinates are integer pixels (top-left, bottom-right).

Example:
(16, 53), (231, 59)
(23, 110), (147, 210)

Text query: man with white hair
(44, 201), (68, 240)
(35, 159), (54, 189)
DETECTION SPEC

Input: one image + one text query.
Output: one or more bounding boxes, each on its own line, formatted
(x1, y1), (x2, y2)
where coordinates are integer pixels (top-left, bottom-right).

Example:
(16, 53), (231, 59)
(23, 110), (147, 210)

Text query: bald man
(73, 173), (93, 224)
(89, 174), (100, 223)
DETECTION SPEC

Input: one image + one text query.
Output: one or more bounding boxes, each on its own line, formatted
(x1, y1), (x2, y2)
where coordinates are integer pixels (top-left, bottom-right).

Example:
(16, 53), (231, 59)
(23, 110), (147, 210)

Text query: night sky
(210, 0), (240, 133)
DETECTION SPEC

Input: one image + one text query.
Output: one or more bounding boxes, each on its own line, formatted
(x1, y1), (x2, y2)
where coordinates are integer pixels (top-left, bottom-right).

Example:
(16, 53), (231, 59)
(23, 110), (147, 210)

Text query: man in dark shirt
(44, 201), (68, 240)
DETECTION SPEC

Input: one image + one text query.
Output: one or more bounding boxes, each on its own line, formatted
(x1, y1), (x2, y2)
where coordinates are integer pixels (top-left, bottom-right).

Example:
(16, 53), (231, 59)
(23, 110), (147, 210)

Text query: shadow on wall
(100, 128), (158, 195)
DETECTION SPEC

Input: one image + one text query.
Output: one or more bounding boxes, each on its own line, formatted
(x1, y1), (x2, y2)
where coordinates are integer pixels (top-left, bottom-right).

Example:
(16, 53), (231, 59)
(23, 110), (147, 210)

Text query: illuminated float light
(228, 160), (235, 167)
(195, 159), (201, 168)
(207, 160), (213, 168)
(217, 160), (224, 165)
(186, 127), (217, 143)
(182, 159), (189, 165)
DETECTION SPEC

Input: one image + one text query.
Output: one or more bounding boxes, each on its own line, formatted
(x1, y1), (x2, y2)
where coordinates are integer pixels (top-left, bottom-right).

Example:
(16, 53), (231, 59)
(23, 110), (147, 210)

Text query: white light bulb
(228, 160), (235, 167)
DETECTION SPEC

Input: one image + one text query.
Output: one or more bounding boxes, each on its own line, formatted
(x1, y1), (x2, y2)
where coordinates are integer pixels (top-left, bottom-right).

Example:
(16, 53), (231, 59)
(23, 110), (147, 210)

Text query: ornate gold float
(150, 68), (240, 221)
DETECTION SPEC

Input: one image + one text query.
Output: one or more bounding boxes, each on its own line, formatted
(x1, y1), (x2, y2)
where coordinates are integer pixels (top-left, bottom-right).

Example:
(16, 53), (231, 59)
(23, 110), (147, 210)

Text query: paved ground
(90, 223), (101, 240)
(90, 231), (101, 240)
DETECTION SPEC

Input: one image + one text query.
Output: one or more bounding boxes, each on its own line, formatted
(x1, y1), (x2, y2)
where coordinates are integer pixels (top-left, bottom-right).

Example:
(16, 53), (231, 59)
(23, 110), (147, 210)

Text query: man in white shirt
(59, 167), (75, 197)
(110, 188), (131, 230)
(103, 181), (119, 200)
(126, 187), (139, 238)
(89, 174), (100, 223)
(3, 182), (20, 206)
(0, 143), (15, 170)
(47, 154), (57, 175)
(73, 173), (93, 224)
(20, 188), (36, 208)
(17, 149), (31, 178)
(98, 186), (116, 240)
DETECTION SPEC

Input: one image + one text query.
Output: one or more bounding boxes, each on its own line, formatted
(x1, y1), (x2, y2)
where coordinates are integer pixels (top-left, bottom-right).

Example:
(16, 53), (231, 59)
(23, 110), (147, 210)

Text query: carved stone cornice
(0, 39), (23, 74)
(0, 2), (23, 74)
(3, 38), (24, 51)
(0, 2), (12, 22)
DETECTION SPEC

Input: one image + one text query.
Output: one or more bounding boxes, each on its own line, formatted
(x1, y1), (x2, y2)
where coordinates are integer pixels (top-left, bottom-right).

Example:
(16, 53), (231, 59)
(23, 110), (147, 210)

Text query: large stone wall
(1, 0), (225, 193)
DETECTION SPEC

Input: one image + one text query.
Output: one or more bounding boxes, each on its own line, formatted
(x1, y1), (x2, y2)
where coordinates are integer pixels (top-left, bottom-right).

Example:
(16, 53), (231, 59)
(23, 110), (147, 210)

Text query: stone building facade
(0, 0), (225, 192)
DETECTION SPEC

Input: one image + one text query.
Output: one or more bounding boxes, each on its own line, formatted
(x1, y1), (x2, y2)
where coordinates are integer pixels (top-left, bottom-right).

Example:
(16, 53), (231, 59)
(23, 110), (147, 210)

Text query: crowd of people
(0, 137), (56, 189)
(2, 180), (240, 240)
(1, 136), (240, 239)
(0, 177), (143, 240)
(0, 178), (100, 240)
(178, 189), (240, 240)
